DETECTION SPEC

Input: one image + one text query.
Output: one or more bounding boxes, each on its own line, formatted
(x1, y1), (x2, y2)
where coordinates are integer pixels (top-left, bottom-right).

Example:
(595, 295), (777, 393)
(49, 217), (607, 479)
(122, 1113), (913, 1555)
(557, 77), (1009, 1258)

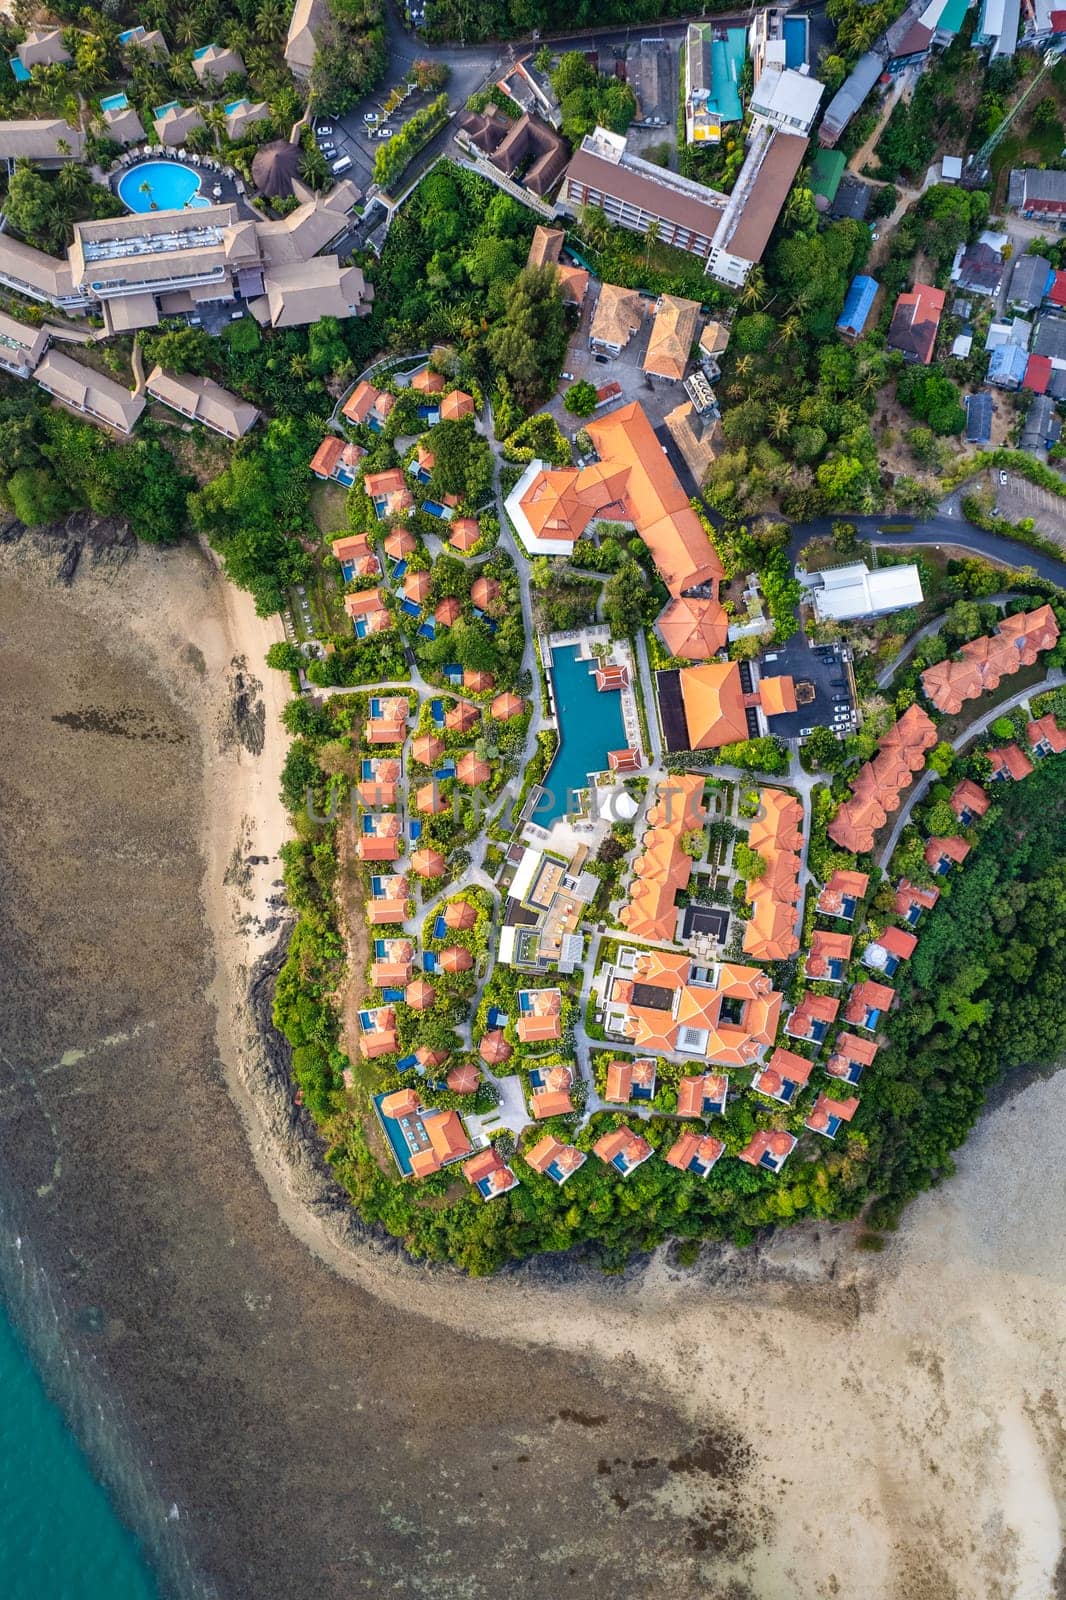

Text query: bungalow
(367, 873), (408, 924)
(342, 381), (394, 428)
(191, 42), (245, 83)
(737, 1129), (796, 1173)
(415, 781), (444, 816)
(950, 777), (990, 826)
(751, 1046), (812, 1105)
(440, 388), (475, 420)
(439, 946), (473, 973)
(403, 568), (432, 607)
(435, 596), (461, 628)
(344, 587), (392, 639)
(925, 835), (971, 875)
(862, 924), (917, 977)
(412, 732), (445, 767)
(987, 743), (1034, 781)
(524, 1133), (587, 1184)
(675, 1072), (728, 1118)
(785, 992), (839, 1044)
(365, 697), (409, 745)
(479, 1029), (513, 1066)
(370, 937), (414, 988)
(825, 1031), (878, 1085)
(410, 847), (446, 878)
(665, 1130), (724, 1176)
(445, 897), (478, 930)
(445, 699), (480, 733)
(804, 930), (852, 983)
(471, 574), (500, 610)
(359, 1004), (397, 1059)
(364, 468), (414, 519)
(377, 1096), (471, 1179)
(447, 1063), (479, 1093)
(593, 1125), (654, 1176)
(450, 518), (481, 553)
(463, 1148), (519, 1199)
(331, 534), (379, 582)
(462, 670), (494, 694)
(314, 439), (366, 487)
(411, 365), (445, 394)
(383, 526), (416, 560)
(356, 813), (401, 862)
(605, 1057), (657, 1104)
(1028, 712), (1066, 756)
(805, 1093), (860, 1139)
(894, 878), (939, 927)
(816, 868), (869, 921)
(887, 283), (945, 365)
(530, 1064), (575, 1119)
(516, 987), (563, 1044)
(843, 979), (894, 1032)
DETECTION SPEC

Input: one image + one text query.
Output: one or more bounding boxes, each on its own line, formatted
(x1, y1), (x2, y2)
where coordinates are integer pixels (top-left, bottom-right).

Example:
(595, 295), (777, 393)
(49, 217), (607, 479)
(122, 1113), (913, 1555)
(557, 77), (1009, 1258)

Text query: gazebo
(251, 139), (300, 199)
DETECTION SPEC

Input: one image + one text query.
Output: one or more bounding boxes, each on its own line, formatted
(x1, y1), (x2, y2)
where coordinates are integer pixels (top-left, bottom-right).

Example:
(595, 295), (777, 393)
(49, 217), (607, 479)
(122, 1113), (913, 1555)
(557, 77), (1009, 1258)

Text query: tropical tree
(643, 216), (661, 265)
(739, 267), (766, 310)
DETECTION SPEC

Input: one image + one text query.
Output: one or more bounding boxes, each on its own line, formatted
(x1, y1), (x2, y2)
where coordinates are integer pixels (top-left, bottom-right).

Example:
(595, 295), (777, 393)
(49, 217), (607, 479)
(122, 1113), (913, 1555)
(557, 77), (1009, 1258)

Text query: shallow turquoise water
(118, 160), (202, 213)
(0, 1300), (158, 1600)
(539, 643), (626, 822)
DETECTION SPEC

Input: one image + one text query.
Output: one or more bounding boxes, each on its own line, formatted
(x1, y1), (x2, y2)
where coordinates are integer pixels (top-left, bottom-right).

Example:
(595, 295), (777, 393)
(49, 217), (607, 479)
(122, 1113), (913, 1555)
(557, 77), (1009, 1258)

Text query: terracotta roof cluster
(524, 1134), (586, 1182)
(610, 948), (781, 1063)
(370, 937), (413, 988)
(805, 1093), (860, 1137)
(805, 928), (853, 981)
(408, 1110), (472, 1179)
(463, 1147), (517, 1196)
(737, 1129), (796, 1172)
(949, 778), (990, 821)
(676, 1072), (728, 1118)
(593, 1125), (653, 1175)
(516, 988), (563, 1045)
(342, 380), (394, 426)
(619, 774), (707, 940)
(828, 704), (938, 853)
(921, 606), (1059, 713)
(893, 878), (939, 920)
(525, 226), (589, 305)
(743, 788), (804, 961)
(605, 1057), (657, 1103)
(843, 979), (894, 1029)
(331, 531), (378, 579)
(344, 586), (393, 635)
(816, 868), (869, 919)
(314, 437), (366, 481)
(360, 1005), (397, 1059)
(1028, 712), (1066, 755)
(665, 1130), (724, 1174)
(987, 743), (1034, 781)
(752, 1046), (812, 1104)
(365, 696), (409, 745)
(531, 1063), (574, 1119)
(358, 756), (401, 808)
(678, 663), (796, 749)
(924, 834), (970, 872)
(826, 1031), (878, 1082)
(367, 873), (408, 924)
(786, 992), (839, 1041)
(364, 467), (414, 518)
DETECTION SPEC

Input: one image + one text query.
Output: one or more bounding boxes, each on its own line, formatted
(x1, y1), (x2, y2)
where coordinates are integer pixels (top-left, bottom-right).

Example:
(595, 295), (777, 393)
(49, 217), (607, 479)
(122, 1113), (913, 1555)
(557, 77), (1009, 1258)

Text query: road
(787, 513), (1066, 591)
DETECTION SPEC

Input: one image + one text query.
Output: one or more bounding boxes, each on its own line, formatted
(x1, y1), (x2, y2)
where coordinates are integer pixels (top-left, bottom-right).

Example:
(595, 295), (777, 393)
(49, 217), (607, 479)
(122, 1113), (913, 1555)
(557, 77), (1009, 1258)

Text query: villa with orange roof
(356, 813), (402, 862)
(987, 743), (1034, 782)
(752, 1046), (812, 1106)
(921, 605), (1059, 713)
(411, 365), (445, 394)
(662, 662), (798, 753)
(894, 878), (939, 927)
(342, 380), (394, 427)
(863, 925), (916, 977)
(383, 526), (416, 560)
(313, 438), (366, 486)
(949, 778), (989, 826)
(410, 847), (446, 878)
(524, 1133), (586, 1184)
(737, 1129), (796, 1173)
(491, 691), (525, 720)
(376, 1091), (472, 1180)
(367, 872), (408, 925)
(446, 1063), (478, 1093)
(593, 1125), (654, 1176)
(665, 1131), (724, 1176)
(463, 1148), (518, 1198)
(359, 1005), (397, 1059)
(805, 1093), (859, 1139)
(516, 987), (563, 1044)
(440, 388), (475, 420)
(530, 1064), (574, 1119)
(358, 756), (401, 808)
(925, 835), (970, 875)
(450, 518), (481, 552)
(445, 699), (480, 733)
(785, 992), (839, 1044)
(331, 533), (379, 580)
(743, 787), (804, 961)
(1028, 713), (1066, 757)
(816, 868), (869, 920)
(604, 947), (782, 1064)
(676, 1072), (728, 1118)
(805, 929), (852, 982)
(365, 697), (408, 745)
(619, 772), (707, 942)
(844, 979), (894, 1031)
(364, 467), (414, 519)
(605, 1057), (657, 1104)
(505, 401), (727, 652)
(828, 704), (937, 853)
(370, 937), (414, 989)
(825, 1031), (878, 1084)
(344, 587), (393, 638)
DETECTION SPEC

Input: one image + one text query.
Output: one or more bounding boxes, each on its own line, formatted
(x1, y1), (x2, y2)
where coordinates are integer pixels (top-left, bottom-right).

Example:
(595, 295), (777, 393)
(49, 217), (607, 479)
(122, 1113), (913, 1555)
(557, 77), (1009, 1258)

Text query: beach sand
(0, 527), (1063, 1600)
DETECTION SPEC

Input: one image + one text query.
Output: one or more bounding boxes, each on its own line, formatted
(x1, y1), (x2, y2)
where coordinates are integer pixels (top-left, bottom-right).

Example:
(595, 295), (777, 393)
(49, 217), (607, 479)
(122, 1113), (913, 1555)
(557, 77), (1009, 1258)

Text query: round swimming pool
(117, 159), (206, 214)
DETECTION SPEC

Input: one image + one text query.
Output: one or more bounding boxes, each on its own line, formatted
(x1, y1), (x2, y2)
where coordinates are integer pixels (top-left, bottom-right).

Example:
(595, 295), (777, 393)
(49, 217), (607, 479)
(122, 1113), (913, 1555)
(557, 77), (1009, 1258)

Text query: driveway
(993, 472), (1066, 545)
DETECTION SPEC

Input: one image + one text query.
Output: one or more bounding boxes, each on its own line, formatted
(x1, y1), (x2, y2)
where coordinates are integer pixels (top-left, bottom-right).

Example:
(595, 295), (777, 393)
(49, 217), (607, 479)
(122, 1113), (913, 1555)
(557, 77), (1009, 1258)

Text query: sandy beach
(0, 525), (1063, 1600)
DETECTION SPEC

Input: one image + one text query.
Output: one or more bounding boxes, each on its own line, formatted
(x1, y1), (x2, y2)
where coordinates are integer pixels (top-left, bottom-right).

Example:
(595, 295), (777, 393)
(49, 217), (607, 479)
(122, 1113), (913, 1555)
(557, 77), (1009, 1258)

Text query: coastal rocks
(217, 655), (265, 757)
(0, 512), (135, 585)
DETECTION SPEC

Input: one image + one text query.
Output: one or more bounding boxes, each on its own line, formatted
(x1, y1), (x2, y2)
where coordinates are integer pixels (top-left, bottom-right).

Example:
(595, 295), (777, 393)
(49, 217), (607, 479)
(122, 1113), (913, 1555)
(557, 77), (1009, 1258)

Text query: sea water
(0, 1297), (158, 1599)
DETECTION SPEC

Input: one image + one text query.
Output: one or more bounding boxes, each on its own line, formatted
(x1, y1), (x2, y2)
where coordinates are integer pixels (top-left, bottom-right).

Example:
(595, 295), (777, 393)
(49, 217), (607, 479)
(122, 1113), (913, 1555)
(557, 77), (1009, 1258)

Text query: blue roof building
(964, 392), (994, 444)
(987, 343), (1028, 389)
(837, 275), (879, 339)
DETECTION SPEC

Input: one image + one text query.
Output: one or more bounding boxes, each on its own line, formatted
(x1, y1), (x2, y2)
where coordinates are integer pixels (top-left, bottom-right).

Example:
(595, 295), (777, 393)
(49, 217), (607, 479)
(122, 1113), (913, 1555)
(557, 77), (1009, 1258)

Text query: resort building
(343, 381), (395, 428)
(604, 1058), (657, 1105)
(35, 350), (145, 434)
(676, 1073), (729, 1118)
(703, 127), (809, 289)
(925, 835), (971, 875)
(643, 294), (701, 382)
(894, 879), (939, 926)
(119, 26), (169, 59)
(498, 843), (598, 974)
(1028, 713), (1066, 756)
(526, 225), (589, 305)
(659, 660), (797, 753)
(863, 925), (917, 976)
(807, 561), (924, 622)
(367, 874), (408, 924)
(816, 868), (869, 920)
(314, 440), (367, 488)
(743, 787), (804, 962)
(12, 29), (71, 73)
(364, 468), (413, 519)
(191, 42), (245, 83)
(785, 992), (839, 1044)
(345, 588), (393, 638)
(364, 696), (408, 743)
(515, 987), (563, 1045)
(805, 1093), (860, 1139)
(737, 1129), (796, 1173)
(593, 1126), (654, 1177)
(285, 0), (326, 77)
(752, 1046), (812, 1105)
(949, 777), (990, 825)
(844, 979), (894, 1032)
(507, 400), (727, 654)
(463, 1149), (518, 1199)
(0, 119), (84, 169)
(559, 128), (727, 262)
(251, 256), (373, 330)
(145, 367), (260, 439)
(376, 1089), (471, 1179)
(987, 743), (1034, 781)
(524, 1134), (586, 1184)
(154, 104), (205, 147)
(529, 1064), (574, 1119)
(225, 99), (270, 140)
(100, 101), (146, 145)
(826, 1031), (878, 1085)
(0, 231), (87, 312)
(749, 63), (824, 136)
(0, 310), (48, 379)
(359, 1004), (398, 1059)
(604, 946), (783, 1064)
(665, 1131), (724, 1175)
(920, 606), (1060, 712)
(369, 937), (414, 988)
(619, 772), (707, 941)
(589, 283), (646, 355)
(828, 704), (937, 853)
(805, 929), (853, 983)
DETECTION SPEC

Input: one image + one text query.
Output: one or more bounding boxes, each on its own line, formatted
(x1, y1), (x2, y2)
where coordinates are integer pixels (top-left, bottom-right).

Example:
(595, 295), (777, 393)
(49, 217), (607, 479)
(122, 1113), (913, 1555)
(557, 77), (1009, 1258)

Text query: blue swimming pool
(373, 1094), (416, 1176)
(101, 91), (129, 112)
(537, 643), (626, 824)
(783, 14), (808, 67)
(9, 57), (30, 82)
(118, 159), (203, 213)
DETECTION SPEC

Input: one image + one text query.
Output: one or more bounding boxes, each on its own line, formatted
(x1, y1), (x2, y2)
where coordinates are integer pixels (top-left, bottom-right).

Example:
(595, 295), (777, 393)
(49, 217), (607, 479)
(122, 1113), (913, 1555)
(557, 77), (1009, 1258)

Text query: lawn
(310, 479), (349, 537)
(990, 123), (1064, 207)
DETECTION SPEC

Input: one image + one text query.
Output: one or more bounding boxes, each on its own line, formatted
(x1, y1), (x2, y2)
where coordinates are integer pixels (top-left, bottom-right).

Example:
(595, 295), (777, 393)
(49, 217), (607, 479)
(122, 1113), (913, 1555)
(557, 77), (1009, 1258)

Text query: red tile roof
(874, 925), (917, 960)
(893, 878), (939, 918)
(676, 1072), (728, 1118)
(887, 282), (944, 364)
(804, 928), (852, 979)
(478, 1028), (512, 1065)
(665, 1131), (724, 1173)
(1028, 712), (1066, 754)
(786, 992), (839, 1038)
(805, 1092), (860, 1136)
(737, 1129), (796, 1170)
(988, 743), (1034, 781)
(592, 1125), (653, 1172)
(829, 705), (937, 852)
(1024, 354), (1052, 394)
(924, 834), (970, 869)
(922, 606), (1059, 713)
(950, 778), (990, 819)
(844, 979), (895, 1026)
(816, 868), (870, 917)
(524, 1134), (585, 1178)
(827, 1032), (879, 1075)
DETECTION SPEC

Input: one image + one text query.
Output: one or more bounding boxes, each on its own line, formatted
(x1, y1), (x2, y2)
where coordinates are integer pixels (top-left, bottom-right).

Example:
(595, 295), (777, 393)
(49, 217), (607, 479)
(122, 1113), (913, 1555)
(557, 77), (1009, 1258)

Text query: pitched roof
(590, 283), (646, 349)
(444, 898), (477, 928)
(844, 979), (894, 1025)
(656, 595), (728, 659)
(872, 925), (917, 960)
(676, 1072), (728, 1117)
(643, 294), (700, 381)
(450, 518), (481, 552)
(619, 774), (707, 940)
(524, 1134), (585, 1177)
(893, 878), (939, 918)
(1028, 712), (1066, 753)
(145, 366), (259, 438)
(737, 1129), (796, 1170)
(665, 1131), (724, 1173)
(744, 787), (804, 961)
(478, 1029), (513, 1065)
(829, 704), (937, 852)
(805, 1092), (860, 1135)
(828, 1031), (879, 1070)
(678, 661), (748, 748)
(725, 131), (809, 267)
(35, 350), (144, 434)
(923, 606), (1060, 712)
(988, 742), (1034, 780)
(0, 118), (84, 161)
(440, 389), (474, 420)
(887, 282), (945, 364)
(592, 1126), (653, 1171)
(816, 868), (870, 916)
(253, 258), (373, 330)
(950, 778), (990, 818)
(787, 992), (839, 1037)
(805, 928), (853, 978)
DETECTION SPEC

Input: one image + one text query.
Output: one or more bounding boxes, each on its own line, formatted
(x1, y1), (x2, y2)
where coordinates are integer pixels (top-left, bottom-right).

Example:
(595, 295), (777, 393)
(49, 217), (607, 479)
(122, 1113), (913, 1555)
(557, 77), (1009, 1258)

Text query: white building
(748, 64), (824, 137)
(808, 562), (924, 622)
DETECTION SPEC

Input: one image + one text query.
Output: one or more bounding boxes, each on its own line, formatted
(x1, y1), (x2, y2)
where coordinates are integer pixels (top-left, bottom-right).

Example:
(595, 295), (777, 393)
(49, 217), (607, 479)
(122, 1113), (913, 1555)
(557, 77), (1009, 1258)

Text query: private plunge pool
(117, 159), (210, 213)
(536, 643), (626, 825)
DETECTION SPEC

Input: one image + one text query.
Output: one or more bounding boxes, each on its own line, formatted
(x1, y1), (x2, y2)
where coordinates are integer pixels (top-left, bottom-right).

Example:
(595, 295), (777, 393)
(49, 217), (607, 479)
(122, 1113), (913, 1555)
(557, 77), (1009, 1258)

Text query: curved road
(788, 514), (1066, 591)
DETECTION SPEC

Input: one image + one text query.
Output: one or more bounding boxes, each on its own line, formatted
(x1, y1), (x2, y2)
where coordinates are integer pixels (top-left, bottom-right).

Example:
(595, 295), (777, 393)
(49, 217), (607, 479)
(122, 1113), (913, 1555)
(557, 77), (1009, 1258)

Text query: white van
(331, 154), (352, 174)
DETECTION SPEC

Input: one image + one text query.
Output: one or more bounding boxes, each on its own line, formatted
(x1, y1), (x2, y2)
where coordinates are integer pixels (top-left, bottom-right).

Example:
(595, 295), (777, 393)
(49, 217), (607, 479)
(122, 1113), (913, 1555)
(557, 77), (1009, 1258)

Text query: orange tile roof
(665, 1131), (724, 1173)
(643, 294), (700, 382)
(424, 1109), (471, 1165)
(478, 1028), (512, 1065)
(435, 595), (461, 626)
(455, 751), (490, 786)
(516, 989), (562, 1044)
(380, 1087), (418, 1117)
(605, 1057), (657, 1102)
(450, 518), (481, 552)
(462, 669), (494, 693)
(618, 774), (707, 941)
(524, 1134), (585, 1177)
(754, 1046), (812, 1099)
(490, 691), (525, 720)
(440, 388), (474, 420)
(805, 1092), (860, 1135)
(356, 835), (400, 862)
(370, 959), (413, 987)
(827, 1031), (879, 1074)
(805, 929), (852, 978)
(844, 980), (894, 1026)
(757, 675), (798, 717)
(743, 788), (804, 962)
(471, 575), (500, 609)
(383, 526), (416, 558)
(829, 705), (937, 852)
(342, 380), (392, 425)
(988, 743), (1034, 781)
(787, 992), (839, 1038)
(893, 878), (939, 918)
(440, 945), (473, 972)
(330, 534), (373, 565)
(445, 699), (480, 732)
(447, 1064), (480, 1094)
(531, 1088), (574, 1118)
(737, 1129), (796, 1170)
(405, 977), (435, 1009)
(463, 1148), (513, 1186)
(592, 1125), (653, 1172)
(816, 868), (869, 916)
(676, 1072), (728, 1117)
(411, 366), (445, 393)
(950, 778), (990, 819)
(403, 568), (432, 603)
(412, 732), (445, 766)
(679, 661), (749, 749)
(368, 898), (408, 924)
(410, 847), (446, 878)
(414, 781), (446, 814)
(654, 595), (728, 659)
(444, 898), (477, 929)
(922, 605), (1059, 711)
(417, 1045), (451, 1069)
(1027, 713), (1066, 754)
(924, 834), (970, 870)
(344, 585), (387, 617)
(874, 925), (917, 960)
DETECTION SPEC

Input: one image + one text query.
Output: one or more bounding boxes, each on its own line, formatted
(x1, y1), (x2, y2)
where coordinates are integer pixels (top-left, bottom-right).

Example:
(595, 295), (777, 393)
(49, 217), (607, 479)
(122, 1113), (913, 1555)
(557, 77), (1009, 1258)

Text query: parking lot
(312, 76), (431, 194)
(758, 637), (857, 741)
(546, 290), (695, 439)
(994, 470), (1066, 546)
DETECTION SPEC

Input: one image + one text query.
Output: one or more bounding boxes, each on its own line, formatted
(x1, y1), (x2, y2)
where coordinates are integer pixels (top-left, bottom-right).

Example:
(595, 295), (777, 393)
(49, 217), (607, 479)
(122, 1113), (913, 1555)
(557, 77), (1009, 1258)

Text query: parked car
(331, 154), (353, 173)
(562, 371), (574, 380)
(999, 470), (1009, 486)
(317, 122), (334, 135)
(364, 112), (378, 123)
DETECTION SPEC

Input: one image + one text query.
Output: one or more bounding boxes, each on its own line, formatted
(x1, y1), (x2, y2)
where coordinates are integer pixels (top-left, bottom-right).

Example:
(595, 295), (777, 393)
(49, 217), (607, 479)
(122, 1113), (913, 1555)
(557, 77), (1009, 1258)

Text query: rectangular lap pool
(537, 644), (626, 825)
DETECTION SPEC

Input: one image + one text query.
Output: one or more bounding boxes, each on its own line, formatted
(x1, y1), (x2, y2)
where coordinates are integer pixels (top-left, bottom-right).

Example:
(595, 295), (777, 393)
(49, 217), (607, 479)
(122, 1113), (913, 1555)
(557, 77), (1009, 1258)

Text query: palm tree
(779, 314), (800, 346)
(734, 354), (754, 379)
(175, 15), (198, 48)
(739, 267), (766, 310)
(289, 353), (310, 379)
(580, 204), (609, 253)
(643, 217), (661, 265)
(256, 0), (289, 43)
(769, 403), (792, 441)
(202, 101), (228, 151)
